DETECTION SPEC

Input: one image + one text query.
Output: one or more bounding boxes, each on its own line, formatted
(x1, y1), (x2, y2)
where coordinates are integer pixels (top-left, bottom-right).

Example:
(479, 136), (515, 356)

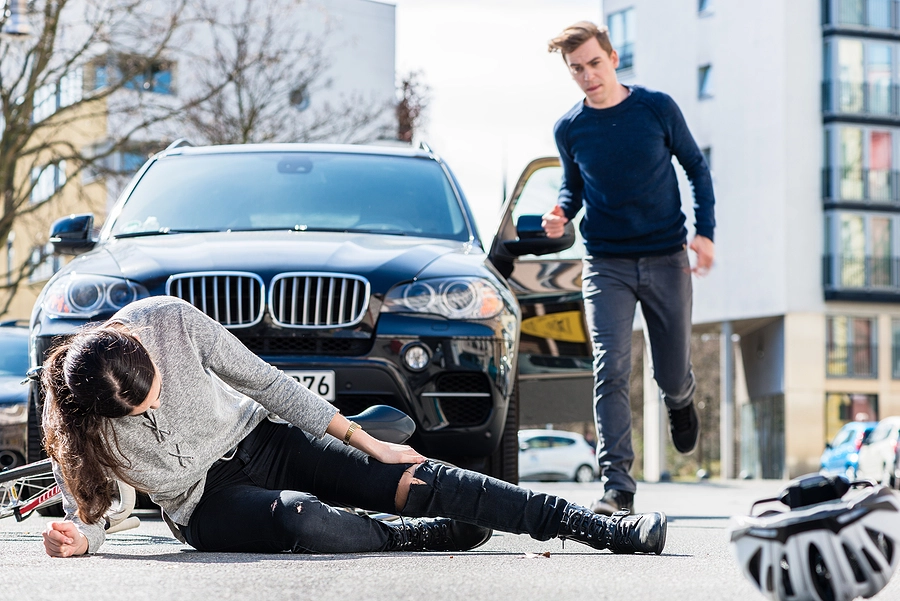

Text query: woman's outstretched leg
(402, 460), (667, 554)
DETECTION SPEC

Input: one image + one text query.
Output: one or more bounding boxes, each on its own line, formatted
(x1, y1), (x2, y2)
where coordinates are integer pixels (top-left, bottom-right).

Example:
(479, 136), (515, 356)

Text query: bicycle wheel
(0, 459), (59, 521)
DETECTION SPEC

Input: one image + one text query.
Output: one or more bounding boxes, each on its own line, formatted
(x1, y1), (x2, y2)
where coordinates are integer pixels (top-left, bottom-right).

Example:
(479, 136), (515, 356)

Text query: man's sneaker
(667, 401), (700, 454)
(558, 503), (667, 554)
(590, 489), (634, 516)
(386, 517), (492, 552)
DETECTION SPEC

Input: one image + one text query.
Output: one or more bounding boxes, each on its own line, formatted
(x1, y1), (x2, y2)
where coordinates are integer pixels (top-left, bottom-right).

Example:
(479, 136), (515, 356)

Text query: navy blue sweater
(555, 86), (715, 257)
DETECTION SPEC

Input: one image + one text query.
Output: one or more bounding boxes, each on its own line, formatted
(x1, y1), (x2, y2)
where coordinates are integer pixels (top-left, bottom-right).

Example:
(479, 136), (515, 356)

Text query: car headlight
(42, 274), (149, 318)
(0, 403), (26, 425)
(383, 277), (505, 320)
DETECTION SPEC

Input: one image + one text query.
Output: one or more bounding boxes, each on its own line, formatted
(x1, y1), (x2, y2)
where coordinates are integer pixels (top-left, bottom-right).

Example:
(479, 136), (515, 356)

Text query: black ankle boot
(558, 504), (667, 554)
(386, 517), (493, 552)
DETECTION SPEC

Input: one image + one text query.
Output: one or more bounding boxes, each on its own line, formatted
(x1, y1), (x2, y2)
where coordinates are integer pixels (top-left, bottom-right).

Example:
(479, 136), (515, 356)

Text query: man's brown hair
(547, 21), (614, 59)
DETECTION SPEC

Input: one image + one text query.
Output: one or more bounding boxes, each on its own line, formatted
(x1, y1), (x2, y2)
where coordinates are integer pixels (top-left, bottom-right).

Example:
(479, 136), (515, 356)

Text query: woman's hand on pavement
(43, 520), (88, 557)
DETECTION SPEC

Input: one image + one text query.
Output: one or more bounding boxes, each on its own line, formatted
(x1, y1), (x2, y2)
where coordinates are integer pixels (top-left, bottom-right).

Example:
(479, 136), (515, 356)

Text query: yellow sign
(521, 311), (587, 343)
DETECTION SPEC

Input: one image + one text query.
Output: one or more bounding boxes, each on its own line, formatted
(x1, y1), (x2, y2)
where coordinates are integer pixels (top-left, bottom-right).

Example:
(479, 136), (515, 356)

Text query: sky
(390, 0), (601, 238)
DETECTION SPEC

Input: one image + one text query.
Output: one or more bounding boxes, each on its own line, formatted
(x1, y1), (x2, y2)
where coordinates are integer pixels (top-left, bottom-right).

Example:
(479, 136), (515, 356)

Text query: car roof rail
(165, 138), (194, 151)
(417, 140), (433, 155)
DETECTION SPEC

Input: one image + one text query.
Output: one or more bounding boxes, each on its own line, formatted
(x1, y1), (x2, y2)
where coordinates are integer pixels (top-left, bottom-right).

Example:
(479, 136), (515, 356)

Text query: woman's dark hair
(42, 325), (156, 524)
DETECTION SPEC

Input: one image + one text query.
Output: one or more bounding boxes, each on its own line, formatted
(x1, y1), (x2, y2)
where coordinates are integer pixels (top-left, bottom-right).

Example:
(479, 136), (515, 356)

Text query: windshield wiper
(113, 228), (220, 239)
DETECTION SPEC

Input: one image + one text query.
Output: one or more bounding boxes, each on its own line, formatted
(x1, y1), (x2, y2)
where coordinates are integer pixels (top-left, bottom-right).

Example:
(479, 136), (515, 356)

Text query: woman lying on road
(41, 296), (667, 557)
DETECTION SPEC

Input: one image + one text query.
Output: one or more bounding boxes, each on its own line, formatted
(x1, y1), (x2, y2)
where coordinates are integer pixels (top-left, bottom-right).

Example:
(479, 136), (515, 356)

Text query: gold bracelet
(343, 421), (360, 445)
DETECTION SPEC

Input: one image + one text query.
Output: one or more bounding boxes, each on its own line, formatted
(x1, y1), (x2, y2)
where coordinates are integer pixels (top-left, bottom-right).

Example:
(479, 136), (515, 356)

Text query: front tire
(485, 380), (519, 485)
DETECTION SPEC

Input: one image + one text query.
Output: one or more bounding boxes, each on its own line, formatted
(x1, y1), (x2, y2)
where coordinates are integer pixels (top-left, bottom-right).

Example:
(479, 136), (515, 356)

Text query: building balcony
(826, 343), (878, 378)
(823, 254), (900, 300)
(822, 80), (900, 124)
(822, 0), (900, 34)
(822, 167), (900, 207)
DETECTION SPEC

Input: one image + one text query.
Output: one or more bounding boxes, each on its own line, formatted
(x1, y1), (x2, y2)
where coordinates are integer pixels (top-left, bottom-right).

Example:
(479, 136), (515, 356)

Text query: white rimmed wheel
(575, 464), (595, 483)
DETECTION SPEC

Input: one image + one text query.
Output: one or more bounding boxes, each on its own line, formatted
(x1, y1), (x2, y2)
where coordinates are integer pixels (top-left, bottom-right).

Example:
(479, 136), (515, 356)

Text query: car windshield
(0, 334), (28, 377)
(109, 152), (470, 241)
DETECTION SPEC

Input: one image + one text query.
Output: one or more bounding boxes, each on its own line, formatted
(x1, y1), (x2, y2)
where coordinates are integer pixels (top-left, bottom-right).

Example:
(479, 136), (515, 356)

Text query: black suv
(27, 143), (584, 483)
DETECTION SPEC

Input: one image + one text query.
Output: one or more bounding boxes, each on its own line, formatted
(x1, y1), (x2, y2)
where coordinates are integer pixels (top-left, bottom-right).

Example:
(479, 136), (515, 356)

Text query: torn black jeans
(183, 419), (568, 553)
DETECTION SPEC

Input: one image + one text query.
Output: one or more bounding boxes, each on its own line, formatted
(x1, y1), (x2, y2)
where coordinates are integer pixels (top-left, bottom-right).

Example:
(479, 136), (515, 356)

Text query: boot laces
(392, 518), (451, 550)
(560, 505), (606, 541)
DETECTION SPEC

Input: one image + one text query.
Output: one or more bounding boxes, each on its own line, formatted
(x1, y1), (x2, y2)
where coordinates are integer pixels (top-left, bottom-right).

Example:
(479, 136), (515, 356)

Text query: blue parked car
(820, 421), (877, 479)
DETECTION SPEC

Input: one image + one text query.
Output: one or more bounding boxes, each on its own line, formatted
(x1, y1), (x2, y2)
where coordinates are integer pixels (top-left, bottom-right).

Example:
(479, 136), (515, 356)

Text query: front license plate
(286, 370), (336, 402)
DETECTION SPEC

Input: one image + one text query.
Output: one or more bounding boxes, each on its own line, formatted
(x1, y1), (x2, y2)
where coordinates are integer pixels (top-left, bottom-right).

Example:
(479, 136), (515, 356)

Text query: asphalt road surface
(3, 478), (900, 601)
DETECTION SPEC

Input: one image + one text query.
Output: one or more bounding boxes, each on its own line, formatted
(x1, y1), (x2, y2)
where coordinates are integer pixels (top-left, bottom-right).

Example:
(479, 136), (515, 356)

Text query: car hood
(82, 231), (483, 292)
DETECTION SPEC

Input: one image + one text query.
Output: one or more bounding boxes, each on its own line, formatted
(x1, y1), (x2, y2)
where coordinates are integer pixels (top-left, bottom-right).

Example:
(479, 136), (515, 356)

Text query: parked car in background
(26, 142), (580, 485)
(819, 420), (876, 479)
(857, 416), (900, 487)
(518, 429), (596, 483)
(0, 321), (30, 469)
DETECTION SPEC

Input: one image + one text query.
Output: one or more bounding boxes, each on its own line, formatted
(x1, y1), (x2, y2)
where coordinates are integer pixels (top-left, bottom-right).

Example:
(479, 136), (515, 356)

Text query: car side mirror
(519, 442), (529, 452)
(49, 213), (97, 255)
(502, 214), (575, 257)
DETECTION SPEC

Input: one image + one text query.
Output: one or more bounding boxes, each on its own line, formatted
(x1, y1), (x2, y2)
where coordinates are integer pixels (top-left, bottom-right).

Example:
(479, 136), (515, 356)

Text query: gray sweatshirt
(50, 296), (339, 552)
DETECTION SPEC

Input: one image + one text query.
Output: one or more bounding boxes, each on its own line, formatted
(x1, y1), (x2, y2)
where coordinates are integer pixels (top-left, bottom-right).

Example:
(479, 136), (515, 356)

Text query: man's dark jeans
(582, 249), (696, 494)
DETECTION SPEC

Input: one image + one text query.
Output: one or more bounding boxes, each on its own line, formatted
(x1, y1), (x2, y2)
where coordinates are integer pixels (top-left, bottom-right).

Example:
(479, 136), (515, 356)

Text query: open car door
(489, 157), (594, 427)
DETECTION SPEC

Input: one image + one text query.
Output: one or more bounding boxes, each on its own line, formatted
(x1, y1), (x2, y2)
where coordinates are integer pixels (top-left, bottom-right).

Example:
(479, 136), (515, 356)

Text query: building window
(29, 243), (60, 283)
(825, 392), (878, 442)
(32, 68), (84, 123)
(91, 54), (174, 95)
(892, 319), (900, 377)
(698, 64), (713, 99)
(826, 315), (877, 377)
(823, 124), (900, 203)
(823, 39), (894, 117)
(30, 161), (66, 204)
(824, 211), (897, 289)
(607, 8), (635, 71)
(120, 150), (149, 174)
(824, 0), (894, 29)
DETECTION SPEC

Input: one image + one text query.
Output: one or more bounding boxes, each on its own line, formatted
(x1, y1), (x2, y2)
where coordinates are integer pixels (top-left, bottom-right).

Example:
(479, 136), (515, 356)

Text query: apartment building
(2, 0), (396, 319)
(600, 0), (900, 478)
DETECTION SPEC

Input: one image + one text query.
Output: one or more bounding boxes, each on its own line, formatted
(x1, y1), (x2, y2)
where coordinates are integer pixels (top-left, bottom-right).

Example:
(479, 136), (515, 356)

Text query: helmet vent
(866, 527), (895, 564)
(842, 543), (866, 583)
(808, 543), (836, 601)
(748, 548), (762, 587)
(779, 556), (794, 596)
(861, 548), (882, 573)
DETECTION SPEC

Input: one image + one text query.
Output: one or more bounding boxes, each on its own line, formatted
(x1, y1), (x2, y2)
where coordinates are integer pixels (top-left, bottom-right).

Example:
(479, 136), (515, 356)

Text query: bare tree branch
(0, 0), (402, 318)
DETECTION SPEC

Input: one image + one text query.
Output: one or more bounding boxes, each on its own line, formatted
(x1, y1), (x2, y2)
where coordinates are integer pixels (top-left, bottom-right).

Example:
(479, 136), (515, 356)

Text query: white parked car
(518, 429), (597, 483)
(856, 416), (900, 487)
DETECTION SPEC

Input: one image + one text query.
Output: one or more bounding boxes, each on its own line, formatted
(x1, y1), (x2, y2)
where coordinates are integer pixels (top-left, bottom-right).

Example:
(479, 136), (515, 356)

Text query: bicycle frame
(0, 458), (138, 532)
(0, 459), (57, 521)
